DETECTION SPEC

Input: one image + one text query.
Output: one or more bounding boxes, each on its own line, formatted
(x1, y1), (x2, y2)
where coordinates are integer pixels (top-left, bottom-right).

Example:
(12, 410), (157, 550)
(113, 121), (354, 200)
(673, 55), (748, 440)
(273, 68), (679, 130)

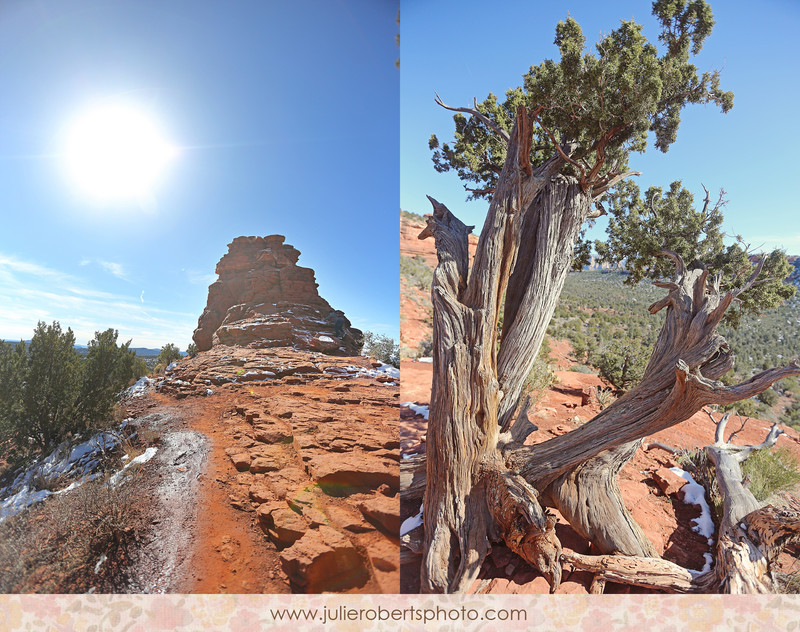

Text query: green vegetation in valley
(401, 209), (425, 223)
(400, 255), (433, 291)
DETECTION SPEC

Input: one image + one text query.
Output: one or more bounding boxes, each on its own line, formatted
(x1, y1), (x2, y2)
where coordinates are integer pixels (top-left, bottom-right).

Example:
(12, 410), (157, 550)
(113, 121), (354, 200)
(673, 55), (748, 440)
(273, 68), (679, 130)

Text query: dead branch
(434, 93), (510, 144)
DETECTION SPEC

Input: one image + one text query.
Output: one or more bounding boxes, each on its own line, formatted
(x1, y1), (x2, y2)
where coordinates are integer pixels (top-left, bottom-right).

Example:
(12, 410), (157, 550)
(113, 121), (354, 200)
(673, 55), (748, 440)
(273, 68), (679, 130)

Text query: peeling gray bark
(417, 105), (800, 593)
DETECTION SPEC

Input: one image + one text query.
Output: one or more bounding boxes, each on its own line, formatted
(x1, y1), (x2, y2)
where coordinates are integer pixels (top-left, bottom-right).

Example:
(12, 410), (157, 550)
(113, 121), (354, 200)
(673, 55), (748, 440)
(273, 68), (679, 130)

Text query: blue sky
(401, 0), (800, 255)
(0, 0), (398, 349)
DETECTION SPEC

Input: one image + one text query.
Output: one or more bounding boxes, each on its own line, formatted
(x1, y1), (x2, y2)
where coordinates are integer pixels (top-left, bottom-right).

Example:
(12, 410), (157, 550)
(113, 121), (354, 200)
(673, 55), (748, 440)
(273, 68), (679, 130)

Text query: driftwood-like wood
(418, 100), (800, 593)
(485, 461), (562, 591)
(562, 550), (700, 593)
(704, 414), (800, 593)
(556, 421), (800, 594)
(420, 109), (567, 593)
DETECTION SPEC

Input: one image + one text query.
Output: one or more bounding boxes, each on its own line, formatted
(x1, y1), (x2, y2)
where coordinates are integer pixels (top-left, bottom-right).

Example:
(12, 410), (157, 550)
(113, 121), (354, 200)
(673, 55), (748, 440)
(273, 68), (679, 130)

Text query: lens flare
(62, 103), (178, 202)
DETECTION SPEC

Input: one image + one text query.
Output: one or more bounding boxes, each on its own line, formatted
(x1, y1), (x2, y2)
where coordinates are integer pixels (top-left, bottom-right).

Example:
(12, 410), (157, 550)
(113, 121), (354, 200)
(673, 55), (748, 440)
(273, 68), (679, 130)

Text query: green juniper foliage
(595, 180), (795, 327)
(362, 332), (400, 368)
(0, 322), (143, 458)
(156, 343), (182, 368)
(430, 0), (792, 332)
(430, 1), (732, 201)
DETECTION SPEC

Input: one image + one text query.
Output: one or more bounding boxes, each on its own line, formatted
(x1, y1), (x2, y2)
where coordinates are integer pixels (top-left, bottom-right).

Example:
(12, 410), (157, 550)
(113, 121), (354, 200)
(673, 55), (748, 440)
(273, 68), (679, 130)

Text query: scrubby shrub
(741, 447), (800, 502)
(758, 388), (779, 407)
(156, 343), (182, 369)
(0, 323), (141, 458)
(594, 335), (649, 391)
(596, 387), (616, 410)
(362, 332), (400, 368)
(0, 474), (143, 593)
(417, 337), (433, 358)
(523, 340), (555, 404)
(400, 255), (433, 291)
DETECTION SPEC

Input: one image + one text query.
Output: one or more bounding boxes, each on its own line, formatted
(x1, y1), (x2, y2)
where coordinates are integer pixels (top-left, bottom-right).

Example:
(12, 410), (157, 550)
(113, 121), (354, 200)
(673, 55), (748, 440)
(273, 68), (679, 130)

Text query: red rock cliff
(193, 236), (363, 355)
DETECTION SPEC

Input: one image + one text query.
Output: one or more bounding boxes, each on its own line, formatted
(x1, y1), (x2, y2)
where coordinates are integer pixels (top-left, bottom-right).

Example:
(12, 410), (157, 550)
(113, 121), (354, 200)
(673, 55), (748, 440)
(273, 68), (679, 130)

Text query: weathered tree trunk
(705, 414), (800, 592)
(545, 439), (659, 557)
(418, 203), (800, 591)
(420, 108), (569, 593)
(496, 176), (592, 429)
(417, 101), (800, 592)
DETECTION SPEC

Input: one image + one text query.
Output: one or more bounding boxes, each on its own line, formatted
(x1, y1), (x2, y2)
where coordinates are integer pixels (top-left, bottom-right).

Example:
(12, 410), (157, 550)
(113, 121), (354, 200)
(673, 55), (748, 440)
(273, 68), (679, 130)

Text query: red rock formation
(193, 236), (362, 355)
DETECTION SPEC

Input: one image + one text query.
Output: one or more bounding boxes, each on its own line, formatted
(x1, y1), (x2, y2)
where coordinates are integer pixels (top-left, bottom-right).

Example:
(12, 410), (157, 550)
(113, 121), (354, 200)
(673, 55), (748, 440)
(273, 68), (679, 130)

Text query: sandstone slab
(357, 494), (401, 535)
(305, 453), (399, 495)
(279, 525), (369, 593)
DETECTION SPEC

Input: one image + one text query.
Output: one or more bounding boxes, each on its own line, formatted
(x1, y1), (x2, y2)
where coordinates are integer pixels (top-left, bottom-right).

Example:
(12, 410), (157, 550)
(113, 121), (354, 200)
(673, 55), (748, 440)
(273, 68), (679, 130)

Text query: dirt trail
(124, 348), (400, 594)
(172, 394), (288, 593)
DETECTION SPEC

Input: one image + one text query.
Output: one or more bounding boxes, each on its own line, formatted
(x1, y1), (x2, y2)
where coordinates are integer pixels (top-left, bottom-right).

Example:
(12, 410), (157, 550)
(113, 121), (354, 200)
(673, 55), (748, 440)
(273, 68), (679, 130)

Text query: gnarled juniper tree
(414, 1), (800, 594)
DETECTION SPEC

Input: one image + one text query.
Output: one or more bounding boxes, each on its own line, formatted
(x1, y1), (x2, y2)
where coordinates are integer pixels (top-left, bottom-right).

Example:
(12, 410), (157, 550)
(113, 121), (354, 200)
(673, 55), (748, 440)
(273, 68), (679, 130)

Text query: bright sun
(62, 103), (178, 202)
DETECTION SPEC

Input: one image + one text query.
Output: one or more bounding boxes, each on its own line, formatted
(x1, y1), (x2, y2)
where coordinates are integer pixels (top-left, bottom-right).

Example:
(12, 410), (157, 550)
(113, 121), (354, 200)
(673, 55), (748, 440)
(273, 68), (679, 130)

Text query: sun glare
(62, 103), (178, 203)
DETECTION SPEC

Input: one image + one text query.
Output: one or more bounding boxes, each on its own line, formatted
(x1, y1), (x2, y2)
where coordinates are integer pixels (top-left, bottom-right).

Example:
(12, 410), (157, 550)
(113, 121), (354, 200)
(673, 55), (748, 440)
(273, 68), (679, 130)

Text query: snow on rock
(401, 402), (429, 420)
(417, 357), (433, 363)
(670, 467), (715, 543)
(318, 335), (334, 343)
(353, 363), (400, 380)
(401, 504), (424, 536)
(671, 466), (716, 574)
(0, 426), (157, 522)
(108, 447), (158, 486)
(126, 376), (153, 397)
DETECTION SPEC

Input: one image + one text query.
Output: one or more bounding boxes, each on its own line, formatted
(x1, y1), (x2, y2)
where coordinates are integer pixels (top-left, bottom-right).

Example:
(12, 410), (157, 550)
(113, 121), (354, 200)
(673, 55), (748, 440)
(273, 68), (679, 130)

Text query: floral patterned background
(2, 594), (800, 631)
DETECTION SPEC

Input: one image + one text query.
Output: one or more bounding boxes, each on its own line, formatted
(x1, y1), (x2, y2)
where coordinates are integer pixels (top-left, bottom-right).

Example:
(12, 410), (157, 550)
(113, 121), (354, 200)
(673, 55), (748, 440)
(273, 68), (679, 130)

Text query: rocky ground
(123, 345), (400, 594)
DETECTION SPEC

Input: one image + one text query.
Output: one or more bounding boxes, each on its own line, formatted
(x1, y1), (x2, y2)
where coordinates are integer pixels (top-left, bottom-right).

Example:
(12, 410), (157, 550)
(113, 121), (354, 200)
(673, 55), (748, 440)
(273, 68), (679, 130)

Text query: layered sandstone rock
(193, 236), (362, 355)
(156, 345), (400, 593)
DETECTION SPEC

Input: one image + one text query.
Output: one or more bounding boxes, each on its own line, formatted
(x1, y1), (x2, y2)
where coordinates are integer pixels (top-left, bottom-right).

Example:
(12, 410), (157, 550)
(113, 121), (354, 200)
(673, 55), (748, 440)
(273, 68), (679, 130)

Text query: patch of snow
(318, 335), (335, 343)
(417, 357), (433, 363)
(670, 467), (715, 542)
(126, 376), (153, 397)
(401, 402), (430, 420)
(165, 362), (178, 373)
(0, 429), (125, 522)
(352, 363), (400, 380)
(94, 553), (107, 574)
(242, 370), (276, 379)
(0, 422), (164, 523)
(701, 552), (713, 573)
(109, 447), (158, 486)
(401, 504), (424, 536)
(671, 466), (716, 573)
(206, 389), (214, 396)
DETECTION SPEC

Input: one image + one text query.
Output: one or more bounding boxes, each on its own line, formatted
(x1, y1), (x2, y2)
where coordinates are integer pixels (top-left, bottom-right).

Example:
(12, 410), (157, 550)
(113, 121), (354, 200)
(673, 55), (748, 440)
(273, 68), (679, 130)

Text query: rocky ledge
(157, 345), (400, 593)
(193, 236), (363, 355)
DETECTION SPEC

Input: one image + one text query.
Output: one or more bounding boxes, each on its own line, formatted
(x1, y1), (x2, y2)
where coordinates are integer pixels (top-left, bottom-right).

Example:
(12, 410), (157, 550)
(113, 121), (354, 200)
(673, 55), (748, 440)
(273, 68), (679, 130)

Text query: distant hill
(130, 347), (163, 357)
(1, 340), (165, 357)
